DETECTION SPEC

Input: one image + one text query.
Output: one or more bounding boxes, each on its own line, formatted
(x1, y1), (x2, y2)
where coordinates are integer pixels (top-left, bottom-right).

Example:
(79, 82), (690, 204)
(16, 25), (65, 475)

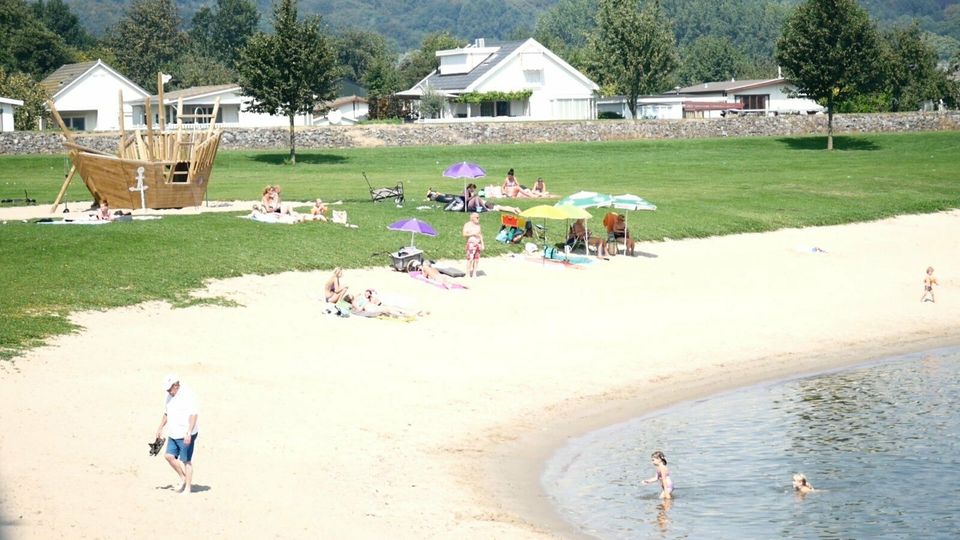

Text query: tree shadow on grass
(776, 136), (881, 151)
(248, 153), (349, 165)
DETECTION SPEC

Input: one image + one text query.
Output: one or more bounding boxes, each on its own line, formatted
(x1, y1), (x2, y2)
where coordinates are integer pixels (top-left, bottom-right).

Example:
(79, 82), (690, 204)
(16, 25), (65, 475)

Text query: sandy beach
(1, 206), (958, 539)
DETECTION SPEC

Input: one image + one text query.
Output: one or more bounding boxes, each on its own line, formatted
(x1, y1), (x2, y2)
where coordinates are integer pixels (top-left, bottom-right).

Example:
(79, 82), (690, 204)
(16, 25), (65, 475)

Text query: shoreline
(1, 209), (958, 539)
(486, 334), (960, 539)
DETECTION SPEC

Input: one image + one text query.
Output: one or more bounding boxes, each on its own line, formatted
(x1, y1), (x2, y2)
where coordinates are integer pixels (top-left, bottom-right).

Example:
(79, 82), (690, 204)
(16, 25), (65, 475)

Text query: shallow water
(543, 348), (960, 539)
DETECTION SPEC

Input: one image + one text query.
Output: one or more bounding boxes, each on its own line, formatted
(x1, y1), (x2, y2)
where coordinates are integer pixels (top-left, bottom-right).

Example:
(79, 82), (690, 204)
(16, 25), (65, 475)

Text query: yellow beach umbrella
(520, 205), (572, 261)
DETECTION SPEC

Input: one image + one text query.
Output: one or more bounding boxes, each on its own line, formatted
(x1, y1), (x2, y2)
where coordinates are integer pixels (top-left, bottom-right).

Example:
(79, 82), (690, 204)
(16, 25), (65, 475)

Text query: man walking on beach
(155, 374), (199, 494)
(462, 212), (484, 277)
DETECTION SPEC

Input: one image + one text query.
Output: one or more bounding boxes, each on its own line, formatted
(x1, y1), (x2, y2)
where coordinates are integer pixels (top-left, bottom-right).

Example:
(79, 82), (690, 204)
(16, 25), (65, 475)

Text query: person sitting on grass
(309, 199), (328, 222)
(465, 183), (520, 214)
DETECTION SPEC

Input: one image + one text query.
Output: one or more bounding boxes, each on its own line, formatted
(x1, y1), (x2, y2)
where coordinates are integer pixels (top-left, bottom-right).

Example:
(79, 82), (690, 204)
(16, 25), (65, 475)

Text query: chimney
(474, 38), (485, 48)
(777, 66), (782, 78)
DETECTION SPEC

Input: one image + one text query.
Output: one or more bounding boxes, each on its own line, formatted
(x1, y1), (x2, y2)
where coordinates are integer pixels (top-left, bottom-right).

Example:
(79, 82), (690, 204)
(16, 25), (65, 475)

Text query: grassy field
(1, 131), (959, 358)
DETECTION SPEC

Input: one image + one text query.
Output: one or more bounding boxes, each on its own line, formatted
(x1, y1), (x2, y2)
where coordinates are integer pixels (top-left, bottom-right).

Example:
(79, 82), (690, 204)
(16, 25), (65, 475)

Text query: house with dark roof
(598, 77), (824, 120)
(1, 96), (24, 132)
(40, 59), (149, 131)
(399, 38), (599, 121)
(129, 79), (368, 128)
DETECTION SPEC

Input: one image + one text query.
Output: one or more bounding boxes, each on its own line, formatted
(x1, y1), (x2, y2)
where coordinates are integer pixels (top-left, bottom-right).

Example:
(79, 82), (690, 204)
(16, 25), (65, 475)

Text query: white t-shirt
(164, 385), (200, 438)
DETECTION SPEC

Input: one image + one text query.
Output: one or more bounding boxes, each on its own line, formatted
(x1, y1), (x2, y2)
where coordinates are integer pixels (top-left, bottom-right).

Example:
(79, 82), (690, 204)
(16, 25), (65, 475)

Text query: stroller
(363, 172), (404, 204)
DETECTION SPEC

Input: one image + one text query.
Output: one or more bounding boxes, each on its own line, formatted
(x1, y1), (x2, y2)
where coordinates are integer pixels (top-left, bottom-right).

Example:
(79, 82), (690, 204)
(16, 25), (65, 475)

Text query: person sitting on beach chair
(603, 212), (635, 256)
(566, 218), (608, 258)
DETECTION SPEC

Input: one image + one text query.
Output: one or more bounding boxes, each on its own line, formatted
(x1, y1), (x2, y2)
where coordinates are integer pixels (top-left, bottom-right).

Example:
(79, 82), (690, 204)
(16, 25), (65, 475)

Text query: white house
(598, 77), (824, 120)
(313, 79), (369, 125)
(131, 79), (370, 129)
(399, 38), (599, 121)
(130, 84), (311, 129)
(1, 96), (24, 132)
(40, 59), (149, 131)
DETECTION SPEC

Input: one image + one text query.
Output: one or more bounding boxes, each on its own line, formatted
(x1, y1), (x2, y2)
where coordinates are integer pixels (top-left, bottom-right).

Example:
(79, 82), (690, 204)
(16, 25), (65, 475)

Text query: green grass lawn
(1, 131), (959, 358)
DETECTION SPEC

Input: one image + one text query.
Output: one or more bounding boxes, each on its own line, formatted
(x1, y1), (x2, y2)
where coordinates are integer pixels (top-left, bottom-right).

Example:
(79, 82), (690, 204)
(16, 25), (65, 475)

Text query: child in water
(642, 450), (673, 499)
(921, 266), (938, 303)
(792, 473), (814, 494)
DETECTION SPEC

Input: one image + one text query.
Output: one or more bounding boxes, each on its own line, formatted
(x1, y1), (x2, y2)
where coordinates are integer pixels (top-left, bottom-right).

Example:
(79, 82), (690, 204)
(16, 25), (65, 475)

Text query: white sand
(1, 208), (958, 539)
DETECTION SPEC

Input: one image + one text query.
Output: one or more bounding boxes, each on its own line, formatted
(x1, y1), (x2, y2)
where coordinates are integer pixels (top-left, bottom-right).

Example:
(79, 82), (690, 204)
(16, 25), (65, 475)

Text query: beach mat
(409, 271), (467, 289)
(242, 213), (300, 224)
(37, 219), (111, 225)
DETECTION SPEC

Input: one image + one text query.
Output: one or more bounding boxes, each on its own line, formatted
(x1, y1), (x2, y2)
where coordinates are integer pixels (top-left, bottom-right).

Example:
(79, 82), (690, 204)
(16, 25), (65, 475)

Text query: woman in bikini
(324, 267), (348, 303)
(642, 450), (674, 499)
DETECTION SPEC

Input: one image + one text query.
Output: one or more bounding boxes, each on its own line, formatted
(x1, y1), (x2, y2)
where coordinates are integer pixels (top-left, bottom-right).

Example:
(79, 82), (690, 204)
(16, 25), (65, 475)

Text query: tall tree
(0, 67), (48, 130)
(590, 0), (679, 119)
(0, 0), (71, 78)
(776, 0), (884, 150)
(32, 0), (91, 48)
(677, 35), (748, 86)
(885, 23), (942, 111)
(534, 0), (596, 72)
(236, 0), (337, 165)
(333, 29), (392, 84)
(107, 0), (186, 89)
(189, 0), (259, 68)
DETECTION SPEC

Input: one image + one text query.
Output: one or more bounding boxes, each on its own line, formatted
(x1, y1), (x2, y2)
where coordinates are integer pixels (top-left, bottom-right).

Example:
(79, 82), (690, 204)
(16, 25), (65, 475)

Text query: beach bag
(495, 228), (511, 243)
(332, 210), (348, 224)
(444, 198), (464, 212)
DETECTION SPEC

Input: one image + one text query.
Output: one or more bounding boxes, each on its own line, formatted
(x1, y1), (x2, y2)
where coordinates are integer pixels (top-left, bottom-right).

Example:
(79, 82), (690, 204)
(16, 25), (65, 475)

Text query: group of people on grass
(426, 168), (552, 213)
(253, 184), (331, 222)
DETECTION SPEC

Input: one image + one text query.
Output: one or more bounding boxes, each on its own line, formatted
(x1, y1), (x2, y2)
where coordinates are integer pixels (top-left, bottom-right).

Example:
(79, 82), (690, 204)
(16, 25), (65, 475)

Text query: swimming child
(641, 450), (673, 499)
(921, 266), (938, 303)
(792, 473), (814, 494)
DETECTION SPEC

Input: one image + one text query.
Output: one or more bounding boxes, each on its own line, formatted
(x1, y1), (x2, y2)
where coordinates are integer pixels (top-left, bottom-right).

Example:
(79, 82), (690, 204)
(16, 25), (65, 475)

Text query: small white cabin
(40, 60), (149, 131)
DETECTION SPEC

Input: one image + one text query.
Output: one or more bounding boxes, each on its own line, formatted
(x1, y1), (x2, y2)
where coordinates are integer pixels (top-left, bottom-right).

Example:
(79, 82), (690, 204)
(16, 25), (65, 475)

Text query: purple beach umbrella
(387, 217), (438, 247)
(443, 162), (487, 204)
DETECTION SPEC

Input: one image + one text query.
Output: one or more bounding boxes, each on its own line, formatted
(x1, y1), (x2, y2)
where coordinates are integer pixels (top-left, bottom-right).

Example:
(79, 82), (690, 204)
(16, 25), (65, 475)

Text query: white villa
(40, 59), (149, 131)
(130, 79), (369, 129)
(598, 77), (824, 120)
(399, 38), (599, 121)
(1, 96), (24, 132)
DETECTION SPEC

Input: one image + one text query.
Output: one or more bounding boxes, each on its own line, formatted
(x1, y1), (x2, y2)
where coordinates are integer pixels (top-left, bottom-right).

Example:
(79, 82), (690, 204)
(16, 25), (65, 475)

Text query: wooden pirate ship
(49, 73), (223, 211)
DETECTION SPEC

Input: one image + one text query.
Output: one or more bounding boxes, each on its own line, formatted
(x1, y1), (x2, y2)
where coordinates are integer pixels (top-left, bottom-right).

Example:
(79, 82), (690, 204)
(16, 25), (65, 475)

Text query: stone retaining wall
(1, 112), (957, 155)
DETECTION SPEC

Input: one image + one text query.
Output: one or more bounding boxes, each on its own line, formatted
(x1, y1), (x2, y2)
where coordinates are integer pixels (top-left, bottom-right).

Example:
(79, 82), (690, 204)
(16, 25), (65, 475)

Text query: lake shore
(1, 209), (958, 539)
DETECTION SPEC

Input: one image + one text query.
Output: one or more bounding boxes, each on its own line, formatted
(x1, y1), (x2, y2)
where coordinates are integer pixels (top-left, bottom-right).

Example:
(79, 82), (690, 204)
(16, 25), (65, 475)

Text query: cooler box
(390, 246), (423, 272)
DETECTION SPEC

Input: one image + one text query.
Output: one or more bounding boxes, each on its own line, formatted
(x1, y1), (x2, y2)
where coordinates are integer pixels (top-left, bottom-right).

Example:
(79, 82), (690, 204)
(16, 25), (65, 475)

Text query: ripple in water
(543, 349), (960, 539)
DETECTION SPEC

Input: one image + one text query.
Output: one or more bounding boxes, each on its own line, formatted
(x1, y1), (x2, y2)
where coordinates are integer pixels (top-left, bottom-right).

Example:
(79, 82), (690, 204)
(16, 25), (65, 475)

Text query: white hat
(162, 373), (179, 392)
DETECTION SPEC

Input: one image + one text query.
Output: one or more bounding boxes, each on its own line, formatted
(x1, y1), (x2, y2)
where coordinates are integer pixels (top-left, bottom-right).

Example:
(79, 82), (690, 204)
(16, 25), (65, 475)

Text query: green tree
(885, 23), (942, 111)
(0, 67), (48, 130)
(363, 56), (403, 99)
(107, 0), (187, 89)
(677, 35), (748, 86)
(333, 29), (392, 83)
(31, 0), (91, 48)
(189, 0), (259, 68)
(236, 0), (337, 165)
(398, 32), (466, 90)
(419, 85), (445, 119)
(168, 51), (236, 88)
(534, 0), (596, 72)
(590, 0), (679, 119)
(0, 0), (71, 78)
(776, 0), (884, 150)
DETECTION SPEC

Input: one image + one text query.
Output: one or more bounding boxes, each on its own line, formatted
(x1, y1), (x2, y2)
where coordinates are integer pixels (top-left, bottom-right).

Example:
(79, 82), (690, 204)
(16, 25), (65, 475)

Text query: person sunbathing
(426, 188), (459, 204)
(410, 260), (455, 289)
(501, 169), (546, 198)
(603, 212), (635, 256)
(566, 218), (608, 258)
(533, 177), (549, 196)
(466, 183), (520, 214)
(357, 289), (425, 318)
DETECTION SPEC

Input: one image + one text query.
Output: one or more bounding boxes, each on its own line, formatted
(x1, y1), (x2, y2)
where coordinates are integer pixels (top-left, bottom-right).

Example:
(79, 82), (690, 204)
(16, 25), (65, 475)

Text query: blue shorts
(166, 434), (198, 463)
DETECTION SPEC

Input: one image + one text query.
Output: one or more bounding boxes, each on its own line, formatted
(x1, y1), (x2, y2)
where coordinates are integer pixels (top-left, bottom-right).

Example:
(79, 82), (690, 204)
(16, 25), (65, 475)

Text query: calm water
(543, 349), (960, 539)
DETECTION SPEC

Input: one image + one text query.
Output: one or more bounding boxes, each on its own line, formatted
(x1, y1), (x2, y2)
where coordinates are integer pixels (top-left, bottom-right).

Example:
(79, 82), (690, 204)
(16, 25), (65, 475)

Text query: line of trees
(2, 0), (959, 154)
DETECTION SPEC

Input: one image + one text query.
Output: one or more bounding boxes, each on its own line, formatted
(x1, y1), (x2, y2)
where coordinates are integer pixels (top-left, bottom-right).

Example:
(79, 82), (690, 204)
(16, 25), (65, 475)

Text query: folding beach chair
(363, 172), (404, 204)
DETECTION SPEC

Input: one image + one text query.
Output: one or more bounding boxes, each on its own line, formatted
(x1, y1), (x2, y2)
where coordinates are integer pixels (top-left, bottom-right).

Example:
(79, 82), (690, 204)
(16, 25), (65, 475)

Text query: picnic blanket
(243, 212), (300, 224)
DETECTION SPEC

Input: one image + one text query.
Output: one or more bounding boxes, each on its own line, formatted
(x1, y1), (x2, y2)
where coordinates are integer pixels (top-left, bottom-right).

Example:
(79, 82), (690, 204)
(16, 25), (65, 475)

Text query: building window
(737, 94), (768, 111)
(63, 116), (86, 130)
(480, 102), (494, 117)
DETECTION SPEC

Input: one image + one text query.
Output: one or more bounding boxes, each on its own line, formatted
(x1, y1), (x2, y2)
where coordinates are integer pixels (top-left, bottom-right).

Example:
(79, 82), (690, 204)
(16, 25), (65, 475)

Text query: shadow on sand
(156, 483), (212, 493)
(776, 136), (881, 151)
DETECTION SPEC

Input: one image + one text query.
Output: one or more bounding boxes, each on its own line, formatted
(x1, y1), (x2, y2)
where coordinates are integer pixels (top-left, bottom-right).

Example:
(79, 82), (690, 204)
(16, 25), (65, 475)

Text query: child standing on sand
(921, 266), (938, 303)
(642, 450), (674, 499)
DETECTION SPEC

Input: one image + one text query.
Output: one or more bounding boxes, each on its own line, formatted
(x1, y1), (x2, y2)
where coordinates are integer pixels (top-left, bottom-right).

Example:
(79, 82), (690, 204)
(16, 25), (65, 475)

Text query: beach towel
(409, 271), (467, 289)
(38, 218), (112, 225)
(243, 212), (300, 224)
